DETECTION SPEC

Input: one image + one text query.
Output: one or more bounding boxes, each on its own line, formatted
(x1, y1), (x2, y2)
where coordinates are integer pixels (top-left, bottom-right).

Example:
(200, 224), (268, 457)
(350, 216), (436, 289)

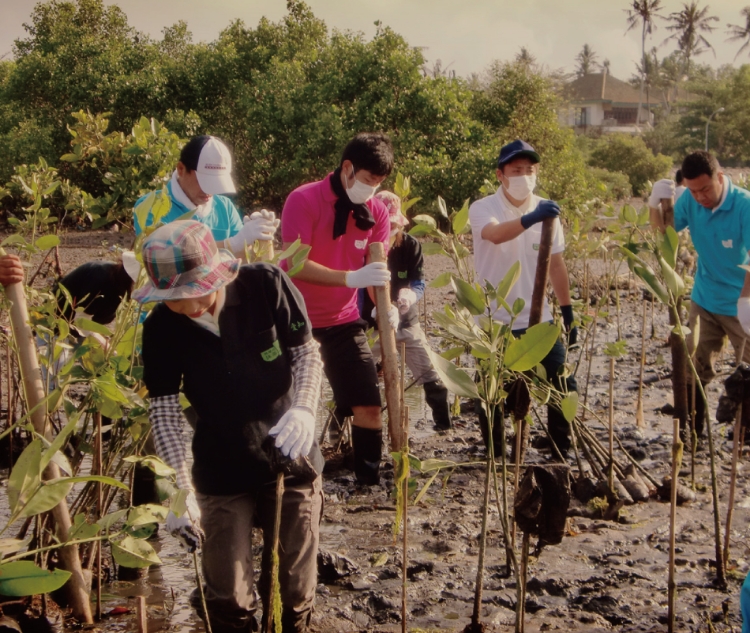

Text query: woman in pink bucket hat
(136, 219), (324, 633)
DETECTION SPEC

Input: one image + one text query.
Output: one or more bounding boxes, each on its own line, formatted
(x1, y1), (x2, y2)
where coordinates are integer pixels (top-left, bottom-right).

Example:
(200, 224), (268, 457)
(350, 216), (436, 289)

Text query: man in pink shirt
(281, 133), (396, 485)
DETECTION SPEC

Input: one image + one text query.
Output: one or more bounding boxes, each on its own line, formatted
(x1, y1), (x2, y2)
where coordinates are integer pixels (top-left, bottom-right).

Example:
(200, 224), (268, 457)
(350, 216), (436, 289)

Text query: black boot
(351, 426), (382, 485)
(424, 380), (451, 430)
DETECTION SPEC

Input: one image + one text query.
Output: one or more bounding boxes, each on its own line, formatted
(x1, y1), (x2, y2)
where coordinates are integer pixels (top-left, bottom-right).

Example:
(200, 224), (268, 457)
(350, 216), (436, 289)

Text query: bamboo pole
(608, 357), (615, 492)
(668, 417), (682, 633)
(636, 300), (647, 428)
(2, 265), (92, 623)
(401, 404), (409, 633)
(95, 412), (103, 621)
(369, 243), (404, 451)
(266, 473), (284, 633)
(136, 596), (147, 633)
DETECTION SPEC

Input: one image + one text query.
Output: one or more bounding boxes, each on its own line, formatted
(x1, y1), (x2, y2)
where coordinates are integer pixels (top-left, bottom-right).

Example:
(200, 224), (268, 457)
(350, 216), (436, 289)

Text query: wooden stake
(369, 243), (404, 451)
(266, 473), (284, 633)
(1, 262), (92, 623)
(661, 197), (689, 432)
(636, 300), (647, 428)
(95, 412), (103, 621)
(668, 417), (682, 633)
(608, 356), (615, 492)
(401, 404), (409, 633)
(527, 218), (554, 328)
(723, 401), (742, 568)
(136, 596), (147, 633)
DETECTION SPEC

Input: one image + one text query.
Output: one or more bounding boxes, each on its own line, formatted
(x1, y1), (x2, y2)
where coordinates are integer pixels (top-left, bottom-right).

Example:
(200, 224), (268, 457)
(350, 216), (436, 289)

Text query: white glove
(738, 297), (750, 336)
(227, 213), (277, 252)
(257, 209), (280, 229)
(648, 179), (676, 208)
(397, 288), (418, 315)
(344, 262), (390, 288)
(268, 407), (316, 460)
(372, 304), (399, 330)
(166, 491), (204, 553)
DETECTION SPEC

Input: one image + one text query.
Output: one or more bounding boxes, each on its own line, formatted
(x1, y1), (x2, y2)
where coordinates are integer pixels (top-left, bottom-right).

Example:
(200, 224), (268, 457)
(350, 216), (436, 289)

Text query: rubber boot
(424, 380), (451, 430)
(351, 426), (382, 485)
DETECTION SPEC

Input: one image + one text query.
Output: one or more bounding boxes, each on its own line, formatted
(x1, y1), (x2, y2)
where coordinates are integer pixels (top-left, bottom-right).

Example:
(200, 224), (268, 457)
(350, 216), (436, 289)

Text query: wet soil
(1, 228), (748, 632)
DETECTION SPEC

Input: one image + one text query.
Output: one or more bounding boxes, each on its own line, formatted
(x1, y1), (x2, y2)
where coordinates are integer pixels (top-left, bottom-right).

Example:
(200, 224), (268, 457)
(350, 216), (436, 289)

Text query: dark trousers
(477, 332), (577, 455)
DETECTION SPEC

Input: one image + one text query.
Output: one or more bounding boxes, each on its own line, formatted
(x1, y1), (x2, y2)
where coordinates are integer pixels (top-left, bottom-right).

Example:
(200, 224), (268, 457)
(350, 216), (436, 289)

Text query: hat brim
(390, 213), (409, 227)
(196, 171), (237, 196)
(498, 150), (541, 167)
(132, 248), (240, 304)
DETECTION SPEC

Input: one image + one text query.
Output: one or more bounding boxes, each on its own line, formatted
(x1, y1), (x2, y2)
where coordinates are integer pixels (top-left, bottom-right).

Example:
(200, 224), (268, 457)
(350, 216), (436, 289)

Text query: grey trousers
(372, 323), (440, 385)
(688, 301), (750, 384)
(196, 476), (323, 633)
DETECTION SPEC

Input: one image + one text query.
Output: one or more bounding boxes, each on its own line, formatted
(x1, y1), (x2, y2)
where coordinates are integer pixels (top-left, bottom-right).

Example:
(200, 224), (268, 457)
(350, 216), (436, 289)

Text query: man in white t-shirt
(469, 139), (577, 458)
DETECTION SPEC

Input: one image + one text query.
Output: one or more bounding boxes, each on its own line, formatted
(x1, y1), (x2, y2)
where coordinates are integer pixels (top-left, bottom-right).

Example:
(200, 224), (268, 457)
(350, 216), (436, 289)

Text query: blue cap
(497, 139), (540, 168)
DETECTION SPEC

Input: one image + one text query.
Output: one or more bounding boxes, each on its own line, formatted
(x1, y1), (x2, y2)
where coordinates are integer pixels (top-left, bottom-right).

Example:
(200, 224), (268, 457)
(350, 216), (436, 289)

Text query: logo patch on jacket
(398, 271), (407, 278)
(261, 340), (282, 362)
(722, 239), (733, 248)
(355, 239), (367, 250)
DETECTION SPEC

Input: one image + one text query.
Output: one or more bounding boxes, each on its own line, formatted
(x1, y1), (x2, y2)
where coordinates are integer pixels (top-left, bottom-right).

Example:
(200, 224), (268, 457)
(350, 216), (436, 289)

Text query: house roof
(564, 72), (695, 107)
(566, 73), (642, 105)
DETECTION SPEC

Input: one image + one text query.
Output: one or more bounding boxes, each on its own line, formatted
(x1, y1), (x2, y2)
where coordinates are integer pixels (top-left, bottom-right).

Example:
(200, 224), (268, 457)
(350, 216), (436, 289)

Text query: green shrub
(588, 134), (672, 195)
(588, 167), (632, 201)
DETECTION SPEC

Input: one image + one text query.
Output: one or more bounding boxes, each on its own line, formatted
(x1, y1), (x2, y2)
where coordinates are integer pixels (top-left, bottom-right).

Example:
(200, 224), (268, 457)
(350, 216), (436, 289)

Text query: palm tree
(625, 0), (665, 125)
(726, 6), (750, 60)
(575, 44), (599, 77)
(515, 47), (537, 68)
(664, 1), (719, 74)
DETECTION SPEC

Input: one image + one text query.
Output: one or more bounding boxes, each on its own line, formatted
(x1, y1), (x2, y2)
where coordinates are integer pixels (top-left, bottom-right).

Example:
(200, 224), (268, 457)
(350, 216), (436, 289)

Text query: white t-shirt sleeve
(551, 217), (565, 254)
(469, 199), (499, 239)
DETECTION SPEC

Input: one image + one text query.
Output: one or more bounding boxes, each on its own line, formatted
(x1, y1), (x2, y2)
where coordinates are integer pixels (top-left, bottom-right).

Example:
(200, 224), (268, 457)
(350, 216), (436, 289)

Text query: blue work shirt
(133, 179), (243, 243)
(675, 179), (750, 317)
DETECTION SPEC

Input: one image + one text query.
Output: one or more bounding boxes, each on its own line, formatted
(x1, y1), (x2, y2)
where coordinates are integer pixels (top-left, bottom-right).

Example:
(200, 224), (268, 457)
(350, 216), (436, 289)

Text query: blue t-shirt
(674, 179), (750, 316)
(133, 180), (243, 243)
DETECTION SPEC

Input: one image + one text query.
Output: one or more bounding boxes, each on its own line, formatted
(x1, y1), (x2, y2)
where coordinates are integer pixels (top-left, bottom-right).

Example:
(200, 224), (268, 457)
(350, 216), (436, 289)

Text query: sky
(1, 0), (747, 81)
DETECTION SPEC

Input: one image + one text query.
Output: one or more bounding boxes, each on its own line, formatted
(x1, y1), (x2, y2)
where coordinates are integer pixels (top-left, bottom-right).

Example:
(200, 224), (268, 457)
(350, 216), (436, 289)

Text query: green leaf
(411, 215), (436, 229)
(0, 537), (31, 557)
(122, 455), (175, 477)
(429, 272), (452, 288)
(99, 509), (128, 531)
(60, 153), (80, 163)
(560, 392), (579, 423)
(504, 322), (560, 372)
(7, 440), (42, 516)
(439, 346), (464, 361)
(495, 261), (521, 301)
(134, 191), (155, 233)
(436, 196), (449, 218)
(417, 458), (457, 472)
(452, 278), (485, 316)
(127, 504), (168, 527)
(633, 265), (670, 305)
(425, 348), (478, 399)
(660, 226), (679, 269)
(34, 235), (60, 250)
(74, 318), (111, 338)
(658, 256), (685, 298)
(0, 562), (71, 596)
(1, 235), (27, 248)
(111, 536), (161, 568)
(451, 200), (469, 234)
(170, 489), (189, 518)
(69, 514), (101, 540)
(41, 409), (80, 470)
(421, 242), (448, 257)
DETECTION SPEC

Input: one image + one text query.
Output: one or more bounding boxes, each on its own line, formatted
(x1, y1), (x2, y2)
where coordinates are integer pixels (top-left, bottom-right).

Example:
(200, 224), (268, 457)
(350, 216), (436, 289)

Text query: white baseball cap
(181, 136), (237, 196)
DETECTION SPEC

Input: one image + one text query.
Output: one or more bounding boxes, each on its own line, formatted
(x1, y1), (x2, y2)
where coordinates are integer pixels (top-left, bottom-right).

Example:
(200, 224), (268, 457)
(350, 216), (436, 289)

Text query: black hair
(675, 169), (683, 185)
(179, 135), (212, 171)
(681, 151), (720, 180)
(340, 133), (394, 177)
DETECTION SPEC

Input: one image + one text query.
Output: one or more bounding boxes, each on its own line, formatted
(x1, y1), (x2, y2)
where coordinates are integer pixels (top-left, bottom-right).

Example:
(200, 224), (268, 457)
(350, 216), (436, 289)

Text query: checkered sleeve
(149, 394), (192, 491)
(288, 338), (323, 415)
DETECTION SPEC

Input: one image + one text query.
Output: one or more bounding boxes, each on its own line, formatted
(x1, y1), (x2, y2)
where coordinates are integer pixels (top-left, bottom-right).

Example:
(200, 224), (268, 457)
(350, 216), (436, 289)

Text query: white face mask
(346, 170), (379, 204)
(505, 174), (536, 200)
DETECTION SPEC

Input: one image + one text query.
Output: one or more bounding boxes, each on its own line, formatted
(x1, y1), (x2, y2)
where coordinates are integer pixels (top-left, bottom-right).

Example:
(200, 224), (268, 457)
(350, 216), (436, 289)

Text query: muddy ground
(2, 225), (749, 633)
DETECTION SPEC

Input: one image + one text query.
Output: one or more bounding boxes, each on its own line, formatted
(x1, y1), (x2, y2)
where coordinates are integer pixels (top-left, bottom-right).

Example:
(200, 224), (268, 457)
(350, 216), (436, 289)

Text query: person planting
(137, 220), (324, 633)
(469, 139), (578, 458)
(280, 132), (393, 485)
(134, 135), (278, 257)
(649, 150), (750, 438)
(360, 190), (452, 431)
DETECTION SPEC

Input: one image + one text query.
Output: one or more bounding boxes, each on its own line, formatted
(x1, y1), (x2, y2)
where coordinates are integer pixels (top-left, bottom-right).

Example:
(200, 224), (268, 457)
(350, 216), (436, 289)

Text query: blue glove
(520, 200), (560, 230)
(560, 305), (578, 348)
